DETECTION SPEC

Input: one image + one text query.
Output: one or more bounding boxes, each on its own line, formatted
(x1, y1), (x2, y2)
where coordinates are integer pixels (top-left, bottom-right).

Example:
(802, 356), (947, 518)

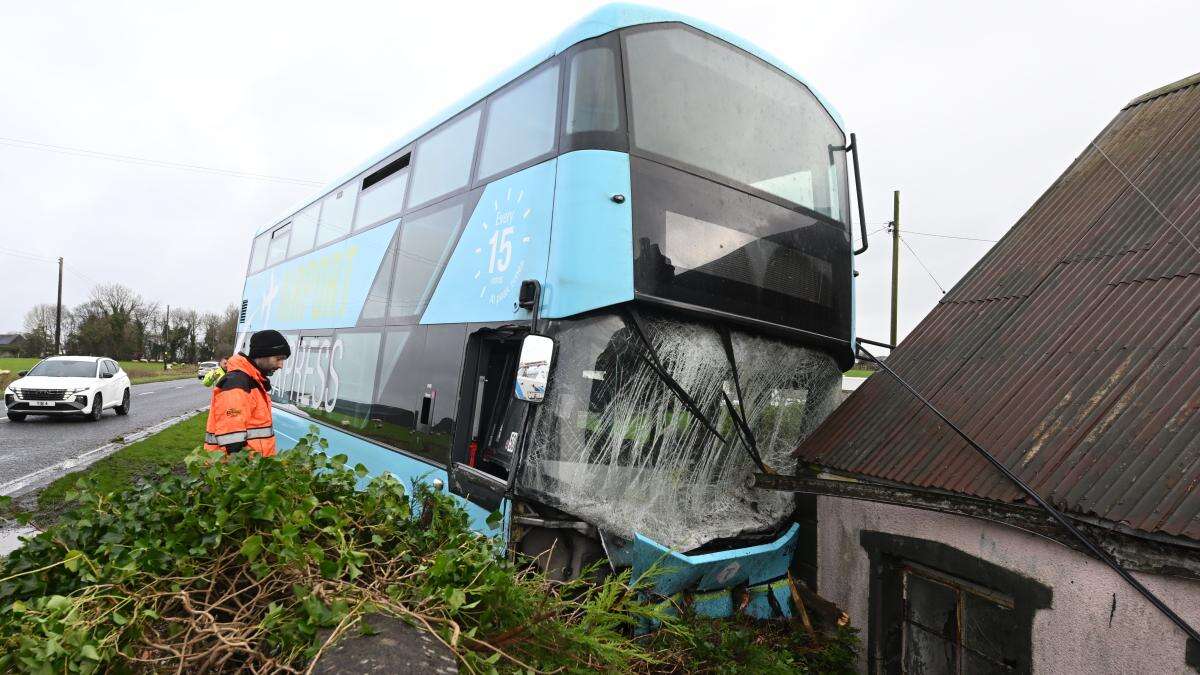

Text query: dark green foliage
(650, 613), (859, 674)
(0, 426), (857, 673)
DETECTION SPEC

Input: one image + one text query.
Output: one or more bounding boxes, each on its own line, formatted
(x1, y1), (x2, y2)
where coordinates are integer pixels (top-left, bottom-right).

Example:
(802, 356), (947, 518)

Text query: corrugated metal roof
(797, 73), (1200, 543)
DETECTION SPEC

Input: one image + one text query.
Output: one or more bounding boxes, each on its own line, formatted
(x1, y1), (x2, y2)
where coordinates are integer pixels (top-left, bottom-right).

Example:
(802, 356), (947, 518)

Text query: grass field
(0, 357), (197, 390)
(35, 412), (206, 520)
(844, 369), (875, 378)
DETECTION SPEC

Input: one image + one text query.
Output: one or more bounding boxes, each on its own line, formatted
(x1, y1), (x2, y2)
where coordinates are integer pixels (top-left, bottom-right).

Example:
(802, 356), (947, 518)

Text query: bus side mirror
(514, 335), (553, 403)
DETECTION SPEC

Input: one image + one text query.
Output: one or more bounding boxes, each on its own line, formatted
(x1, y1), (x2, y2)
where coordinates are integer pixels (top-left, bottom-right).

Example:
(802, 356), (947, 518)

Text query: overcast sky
(1, 1), (1197, 345)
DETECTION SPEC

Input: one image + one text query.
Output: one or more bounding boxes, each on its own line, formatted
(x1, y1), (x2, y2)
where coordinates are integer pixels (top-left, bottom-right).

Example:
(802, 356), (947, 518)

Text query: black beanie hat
(248, 329), (291, 359)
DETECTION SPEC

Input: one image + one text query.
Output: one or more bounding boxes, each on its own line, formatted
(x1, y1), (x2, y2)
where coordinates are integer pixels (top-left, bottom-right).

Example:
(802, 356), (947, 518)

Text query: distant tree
(60, 284), (150, 359)
(20, 304), (60, 357)
(14, 283), (227, 362)
(177, 309), (199, 363)
(200, 303), (239, 360)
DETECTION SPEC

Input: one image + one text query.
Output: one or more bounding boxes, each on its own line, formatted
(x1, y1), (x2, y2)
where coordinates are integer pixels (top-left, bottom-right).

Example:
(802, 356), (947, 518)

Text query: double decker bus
(236, 3), (867, 618)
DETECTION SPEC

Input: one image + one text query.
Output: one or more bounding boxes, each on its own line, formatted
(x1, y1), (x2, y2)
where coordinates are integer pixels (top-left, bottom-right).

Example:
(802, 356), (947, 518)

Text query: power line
(0, 246), (56, 264)
(65, 266), (101, 288)
(898, 234), (947, 294)
(1089, 140), (1200, 258)
(903, 229), (998, 243)
(871, 223), (1000, 244)
(0, 246), (102, 288)
(0, 135), (325, 188)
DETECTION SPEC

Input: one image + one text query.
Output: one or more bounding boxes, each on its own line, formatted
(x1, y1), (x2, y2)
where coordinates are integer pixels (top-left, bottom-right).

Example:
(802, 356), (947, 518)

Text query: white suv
(197, 361), (220, 380)
(3, 356), (132, 422)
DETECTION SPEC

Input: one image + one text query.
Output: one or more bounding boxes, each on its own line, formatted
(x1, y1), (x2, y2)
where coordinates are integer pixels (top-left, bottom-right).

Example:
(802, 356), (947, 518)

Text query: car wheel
(90, 393), (104, 422)
(116, 389), (131, 416)
(6, 412), (25, 422)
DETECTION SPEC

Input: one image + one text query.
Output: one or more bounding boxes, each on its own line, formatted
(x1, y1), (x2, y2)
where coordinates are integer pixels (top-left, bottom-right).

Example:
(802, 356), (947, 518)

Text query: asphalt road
(0, 377), (211, 488)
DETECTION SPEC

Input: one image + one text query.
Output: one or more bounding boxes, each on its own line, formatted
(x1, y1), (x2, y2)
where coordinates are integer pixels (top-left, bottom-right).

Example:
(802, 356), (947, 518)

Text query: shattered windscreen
(514, 310), (841, 552)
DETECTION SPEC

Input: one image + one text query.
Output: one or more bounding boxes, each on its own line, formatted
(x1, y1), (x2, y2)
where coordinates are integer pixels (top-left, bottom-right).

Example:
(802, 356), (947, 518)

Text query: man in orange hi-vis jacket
(204, 330), (291, 457)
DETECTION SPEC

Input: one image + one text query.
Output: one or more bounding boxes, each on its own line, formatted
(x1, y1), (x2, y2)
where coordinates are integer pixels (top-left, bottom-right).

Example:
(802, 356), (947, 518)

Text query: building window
(895, 562), (1019, 673)
(476, 64), (560, 179)
(860, 531), (1051, 675)
(407, 109), (481, 209)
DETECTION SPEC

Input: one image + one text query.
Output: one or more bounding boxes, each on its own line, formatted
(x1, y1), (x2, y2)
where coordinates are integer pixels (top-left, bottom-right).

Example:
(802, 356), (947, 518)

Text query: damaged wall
(818, 497), (1200, 674)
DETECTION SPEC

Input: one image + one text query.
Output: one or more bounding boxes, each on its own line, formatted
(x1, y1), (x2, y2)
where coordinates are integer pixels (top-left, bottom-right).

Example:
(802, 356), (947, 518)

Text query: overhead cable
(1090, 140), (1200, 257)
(0, 246), (56, 264)
(903, 229), (998, 243)
(857, 342), (1200, 648)
(0, 135), (324, 187)
(898, 234), (947, 294)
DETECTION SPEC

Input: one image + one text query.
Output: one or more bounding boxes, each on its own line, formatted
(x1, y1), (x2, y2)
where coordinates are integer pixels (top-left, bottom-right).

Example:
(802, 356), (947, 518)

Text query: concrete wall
(817, 496), (1200, 674)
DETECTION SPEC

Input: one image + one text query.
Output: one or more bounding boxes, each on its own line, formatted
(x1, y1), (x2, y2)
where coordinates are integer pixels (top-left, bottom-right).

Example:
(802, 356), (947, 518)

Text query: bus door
(450, 329), (529, 513)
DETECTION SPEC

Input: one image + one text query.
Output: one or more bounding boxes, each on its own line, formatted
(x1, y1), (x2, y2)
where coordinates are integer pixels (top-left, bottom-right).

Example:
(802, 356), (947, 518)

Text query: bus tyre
(115, 389), (131, 416)
(6, 412), (25, 422)
(89, 394), (103, 422)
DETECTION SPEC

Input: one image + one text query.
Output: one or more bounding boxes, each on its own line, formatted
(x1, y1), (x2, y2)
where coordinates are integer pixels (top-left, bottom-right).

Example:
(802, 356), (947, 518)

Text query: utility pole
(163, 304), (170, 370)
(890, 190), (900, 349)
(54, 257), (63, 355)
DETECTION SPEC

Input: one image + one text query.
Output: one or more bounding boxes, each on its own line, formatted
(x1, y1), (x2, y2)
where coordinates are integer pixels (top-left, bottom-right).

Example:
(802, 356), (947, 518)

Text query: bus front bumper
(605, 523), (800, 620)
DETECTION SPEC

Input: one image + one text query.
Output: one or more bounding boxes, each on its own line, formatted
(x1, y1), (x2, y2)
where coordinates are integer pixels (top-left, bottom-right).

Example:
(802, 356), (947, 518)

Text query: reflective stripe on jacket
(201, 366), (226, 387)
(204, 353), (276, 457)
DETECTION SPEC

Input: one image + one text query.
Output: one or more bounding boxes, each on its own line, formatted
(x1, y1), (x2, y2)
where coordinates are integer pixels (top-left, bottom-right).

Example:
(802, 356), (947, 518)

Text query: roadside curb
(0, 406), (209, 497)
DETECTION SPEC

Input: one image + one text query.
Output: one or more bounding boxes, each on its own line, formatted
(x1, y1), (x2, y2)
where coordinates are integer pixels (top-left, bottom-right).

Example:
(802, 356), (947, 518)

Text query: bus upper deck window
(265, 223), (291, 266)
(477, 64), (560, 179)
(249, 231), (271, 272)
(407, 109), (481, 209)
(567, 47), (619, 134)
(355, 154), (410, 231)
(315, 183), (358, 247)
(287, 203), (320, 257)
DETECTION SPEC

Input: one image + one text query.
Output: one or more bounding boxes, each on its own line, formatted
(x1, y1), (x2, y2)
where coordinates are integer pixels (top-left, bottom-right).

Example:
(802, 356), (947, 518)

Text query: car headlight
(65, 387), (91, 395)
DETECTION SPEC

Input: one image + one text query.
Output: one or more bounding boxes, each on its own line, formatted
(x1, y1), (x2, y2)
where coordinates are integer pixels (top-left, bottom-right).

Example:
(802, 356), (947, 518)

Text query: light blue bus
(236, 3), (867, 619)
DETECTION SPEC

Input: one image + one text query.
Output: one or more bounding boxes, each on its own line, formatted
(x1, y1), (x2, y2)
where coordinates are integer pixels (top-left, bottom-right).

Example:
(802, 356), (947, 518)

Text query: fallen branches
(0, 428), (858, 673)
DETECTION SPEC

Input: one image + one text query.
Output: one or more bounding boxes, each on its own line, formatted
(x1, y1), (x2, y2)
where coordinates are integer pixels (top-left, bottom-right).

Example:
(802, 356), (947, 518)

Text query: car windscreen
(26, 360), (97, 377)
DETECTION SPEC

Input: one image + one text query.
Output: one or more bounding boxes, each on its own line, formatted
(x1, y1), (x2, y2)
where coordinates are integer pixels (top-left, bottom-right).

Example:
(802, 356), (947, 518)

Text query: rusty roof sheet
(797, 73), (1200, 543)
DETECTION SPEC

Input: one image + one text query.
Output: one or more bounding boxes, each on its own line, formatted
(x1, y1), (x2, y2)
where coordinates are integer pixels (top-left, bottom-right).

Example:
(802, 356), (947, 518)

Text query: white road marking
(0, 406), (209, 497)
(0, 525), (39, 556)
(137, 392), (154, 396)
(175, 385), (184, 389)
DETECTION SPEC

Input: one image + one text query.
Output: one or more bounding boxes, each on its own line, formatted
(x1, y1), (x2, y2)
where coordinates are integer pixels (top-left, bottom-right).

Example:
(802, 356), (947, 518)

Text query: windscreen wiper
(718, 325), (771, 474)
(622, 307), (728, 445)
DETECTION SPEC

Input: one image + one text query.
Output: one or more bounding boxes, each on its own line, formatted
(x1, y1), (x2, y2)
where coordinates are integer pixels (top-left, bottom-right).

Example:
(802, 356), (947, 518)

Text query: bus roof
(258, 3), (846, 236)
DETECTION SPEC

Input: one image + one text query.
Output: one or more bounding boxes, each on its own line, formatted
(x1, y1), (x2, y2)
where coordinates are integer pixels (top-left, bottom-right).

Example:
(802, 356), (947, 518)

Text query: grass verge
(844, 369), (874, 378)
(33, 413), (205, 523)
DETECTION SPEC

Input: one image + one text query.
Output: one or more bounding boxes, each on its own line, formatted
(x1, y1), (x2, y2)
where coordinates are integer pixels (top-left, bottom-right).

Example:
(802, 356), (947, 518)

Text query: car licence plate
(28, 401), (55, 407)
